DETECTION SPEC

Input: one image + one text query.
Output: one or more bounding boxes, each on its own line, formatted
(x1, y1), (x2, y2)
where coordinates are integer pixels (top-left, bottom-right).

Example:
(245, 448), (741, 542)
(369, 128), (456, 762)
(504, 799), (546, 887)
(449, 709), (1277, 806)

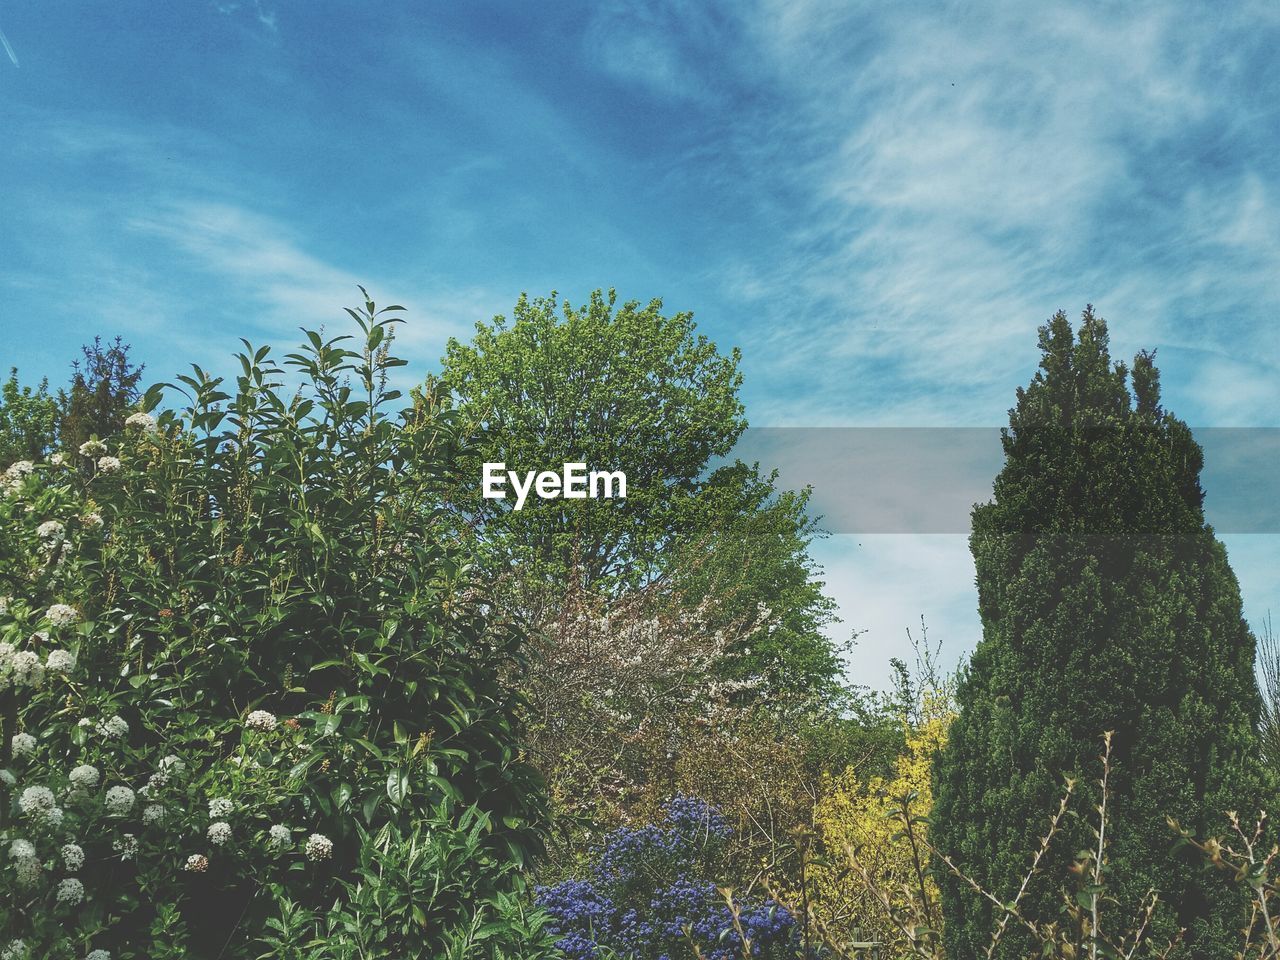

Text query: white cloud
(582, 0), (734, 104)
(590, 1), (1280, 427)
(119, 199), (503, 380)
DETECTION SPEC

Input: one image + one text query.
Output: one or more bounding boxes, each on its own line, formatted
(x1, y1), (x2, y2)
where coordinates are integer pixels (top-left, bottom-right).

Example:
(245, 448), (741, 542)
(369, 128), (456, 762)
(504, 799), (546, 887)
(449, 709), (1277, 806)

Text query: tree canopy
(441, 290), (844, 702)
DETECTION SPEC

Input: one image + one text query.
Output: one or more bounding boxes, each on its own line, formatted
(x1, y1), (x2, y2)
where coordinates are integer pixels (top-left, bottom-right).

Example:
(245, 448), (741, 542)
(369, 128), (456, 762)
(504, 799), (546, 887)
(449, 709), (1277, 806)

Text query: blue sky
(2, 1), (1279, 688)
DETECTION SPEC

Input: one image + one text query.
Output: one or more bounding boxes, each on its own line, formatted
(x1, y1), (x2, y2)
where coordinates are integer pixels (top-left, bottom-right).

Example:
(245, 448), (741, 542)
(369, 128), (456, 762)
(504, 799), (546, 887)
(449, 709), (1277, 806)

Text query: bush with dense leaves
(0, 296), (556, 959)
(931, 308), (1268, 960)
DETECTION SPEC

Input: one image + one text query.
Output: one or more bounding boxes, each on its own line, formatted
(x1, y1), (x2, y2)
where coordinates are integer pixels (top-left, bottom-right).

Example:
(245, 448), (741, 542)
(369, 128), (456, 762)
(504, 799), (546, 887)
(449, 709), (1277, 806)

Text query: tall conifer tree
(932, 307), (1265, 958)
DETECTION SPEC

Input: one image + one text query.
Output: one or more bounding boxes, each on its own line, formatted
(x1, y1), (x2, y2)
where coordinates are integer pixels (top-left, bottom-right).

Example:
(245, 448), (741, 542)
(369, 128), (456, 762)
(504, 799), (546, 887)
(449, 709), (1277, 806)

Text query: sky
(2, 1), (1279, 688)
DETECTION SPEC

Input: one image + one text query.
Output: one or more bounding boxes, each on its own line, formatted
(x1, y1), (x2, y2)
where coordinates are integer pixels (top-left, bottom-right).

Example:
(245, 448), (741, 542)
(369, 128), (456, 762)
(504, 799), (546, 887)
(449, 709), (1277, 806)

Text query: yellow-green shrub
(806, 693), (952, 953)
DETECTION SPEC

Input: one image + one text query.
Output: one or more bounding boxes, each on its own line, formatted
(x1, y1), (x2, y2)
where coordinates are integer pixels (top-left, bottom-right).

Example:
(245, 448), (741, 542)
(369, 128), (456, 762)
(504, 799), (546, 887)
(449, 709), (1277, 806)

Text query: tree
(0, 370), (59, 467)
(440, 289), (843, 700)
(441, 290), (851, 905)
(931, 307), (1266, 959)
(667, 462), (843, 703)
(57, 336), (144, 452)
(441, 289), (745, 591)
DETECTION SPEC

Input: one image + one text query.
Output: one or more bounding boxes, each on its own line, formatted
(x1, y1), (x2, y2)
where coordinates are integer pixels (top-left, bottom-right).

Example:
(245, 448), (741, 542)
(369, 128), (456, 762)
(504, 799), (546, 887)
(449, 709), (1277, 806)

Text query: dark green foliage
(57, 335), (144, 452)
(0, 369), (59, 466)
(0, 295), (551, 958)
(257, 806), (562, 959)
(931, 307), (1267, 959)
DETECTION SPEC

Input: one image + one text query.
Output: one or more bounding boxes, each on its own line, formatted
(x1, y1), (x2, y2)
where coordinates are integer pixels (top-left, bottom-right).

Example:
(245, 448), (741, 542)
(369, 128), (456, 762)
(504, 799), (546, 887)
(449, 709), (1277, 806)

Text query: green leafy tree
(57, 335), (144, 452)
(441, 289), (745, 591)
(440, 289), (842, 699)
(667, 461), (842, 703)
(0, 370), (59, 467)
(931, 307), (1266, 959)
(441, 290), (849, 895)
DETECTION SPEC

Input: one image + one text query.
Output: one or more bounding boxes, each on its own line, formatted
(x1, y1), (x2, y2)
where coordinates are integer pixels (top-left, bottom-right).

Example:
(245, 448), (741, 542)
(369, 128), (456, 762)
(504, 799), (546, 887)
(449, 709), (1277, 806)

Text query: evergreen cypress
(932, 307), (1266, 959)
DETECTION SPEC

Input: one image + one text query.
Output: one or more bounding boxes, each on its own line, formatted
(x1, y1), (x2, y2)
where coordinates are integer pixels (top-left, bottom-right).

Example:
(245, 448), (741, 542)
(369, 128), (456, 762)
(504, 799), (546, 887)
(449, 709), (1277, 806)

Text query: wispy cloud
(125, 200), (497, 355)
(1, 108), (497, 387)
(211, 0), (277, 33)
(0, 21), (19, 68)
(582, 0), (737, 105)
(581, 1), (1280, 427)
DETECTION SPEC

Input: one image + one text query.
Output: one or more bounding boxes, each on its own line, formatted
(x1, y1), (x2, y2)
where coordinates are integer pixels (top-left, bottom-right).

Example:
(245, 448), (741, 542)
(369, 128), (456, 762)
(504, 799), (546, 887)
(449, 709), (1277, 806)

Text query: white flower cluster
(9, 838), (36, 861)
(142, 803), (166, 825)
(8, 839), (40, 887)
(0, 769), (15, 787)
(46, 603), (79, 627)
(1, 938), (28, 960)
(2, 459), (34, 496)
(305, 833), (333, 862)
(69, 764), (100, 789)
(268, 824), (291, 850)
(37, 519), (65, 540)
(184, 853), (209, 873)
(10, 732), (36, 758)
(49, 452), (67, 467)
(18, 785), (58, 823)
(86, 951), (111, 960)
(56, 877), (85, 905)
(105, 785), (135, 817)
(13, 857), (41, 886)
(11, 649), (44, 688)
(79, 440), (107, 457)
(208, 821), (232, 846)
(81, 511), (104, 530)
(96, 716), (129, 740)
(245, 709), (278, 731)
(61, 843), (85, 871)
(46, 648), (75, 672)
(113, 834), (138, 860)
(125, 411), (157, 432)
(97, 456), (122, 474)
(209, 797), (234, 818)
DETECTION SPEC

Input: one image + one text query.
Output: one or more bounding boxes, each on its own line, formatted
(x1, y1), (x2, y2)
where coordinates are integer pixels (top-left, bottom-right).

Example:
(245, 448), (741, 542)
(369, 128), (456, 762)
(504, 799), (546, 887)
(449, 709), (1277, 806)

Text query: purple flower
(536, 797), (797, 960)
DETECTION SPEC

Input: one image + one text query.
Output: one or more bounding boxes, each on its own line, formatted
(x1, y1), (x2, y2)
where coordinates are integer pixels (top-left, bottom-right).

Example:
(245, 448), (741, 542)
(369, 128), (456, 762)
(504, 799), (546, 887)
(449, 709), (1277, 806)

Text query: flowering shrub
(527, 580), (765, 833)
(537, 795), (798, 959)
(527, 575), (831, 896)
(804, 692), (953, 953)
(0, 296), (554, 958)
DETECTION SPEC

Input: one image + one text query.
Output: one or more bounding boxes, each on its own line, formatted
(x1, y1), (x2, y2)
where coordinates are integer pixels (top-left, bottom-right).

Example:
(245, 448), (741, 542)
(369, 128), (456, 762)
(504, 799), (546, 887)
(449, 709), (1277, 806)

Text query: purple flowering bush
(537, 796), (798, 959)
